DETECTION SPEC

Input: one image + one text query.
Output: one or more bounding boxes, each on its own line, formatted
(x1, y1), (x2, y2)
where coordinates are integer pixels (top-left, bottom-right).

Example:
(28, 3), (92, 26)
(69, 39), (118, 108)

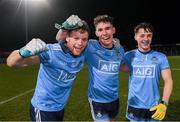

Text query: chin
(142, 48), (151, 51)
(106, 40), (112, 44)
(142, 45), (150, 49)
(73, 52), (81, 56)
(103, 41), (112, 46)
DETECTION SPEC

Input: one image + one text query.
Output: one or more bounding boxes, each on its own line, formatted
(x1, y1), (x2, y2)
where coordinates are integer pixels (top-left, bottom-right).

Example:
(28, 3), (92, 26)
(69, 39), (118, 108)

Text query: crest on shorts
(97, 112), (102, 117)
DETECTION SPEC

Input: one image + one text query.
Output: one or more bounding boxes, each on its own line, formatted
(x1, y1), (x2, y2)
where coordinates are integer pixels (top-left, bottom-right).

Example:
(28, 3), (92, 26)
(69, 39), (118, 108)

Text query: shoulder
(89, 39), (98, 44)
(151, 50), (167, 58)
(150, 50), (169, 64)
(115, 46), (125, 56)
(47, 43), (62, 51)
(123, 49), (137, 61)
(86, 39), (99, 49)
(125, 49), (137, 56)
(119, 46), (125, 52)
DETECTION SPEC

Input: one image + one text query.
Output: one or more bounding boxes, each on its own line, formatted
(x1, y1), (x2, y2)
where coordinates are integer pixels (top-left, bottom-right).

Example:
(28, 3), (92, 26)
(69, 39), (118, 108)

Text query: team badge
(97, 112), (102, 117)
(151, 56), (158, 63)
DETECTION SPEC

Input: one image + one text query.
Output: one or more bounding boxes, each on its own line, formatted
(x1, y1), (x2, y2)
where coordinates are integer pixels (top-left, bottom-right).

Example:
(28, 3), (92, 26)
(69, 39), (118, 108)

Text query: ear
(112, 27), (116, 34)
(95, 30), (99, 37)
(134, 34), (137, 40)
(66, 37), (70, 42)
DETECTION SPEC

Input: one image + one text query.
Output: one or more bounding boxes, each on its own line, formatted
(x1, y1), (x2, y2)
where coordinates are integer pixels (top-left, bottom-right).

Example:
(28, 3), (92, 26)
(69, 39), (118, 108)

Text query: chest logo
(133, 65), (155, 78)
(98, 60), (120, 74)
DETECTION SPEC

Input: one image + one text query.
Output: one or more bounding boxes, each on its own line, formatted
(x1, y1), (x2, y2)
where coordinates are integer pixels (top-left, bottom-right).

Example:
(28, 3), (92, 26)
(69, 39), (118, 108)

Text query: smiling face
(95, 22), (115, 48)
(66, 29), (89, 56)
(135, 28), (153, 52)
(94, 15), (115, 48)
(134, 22), (154, 52)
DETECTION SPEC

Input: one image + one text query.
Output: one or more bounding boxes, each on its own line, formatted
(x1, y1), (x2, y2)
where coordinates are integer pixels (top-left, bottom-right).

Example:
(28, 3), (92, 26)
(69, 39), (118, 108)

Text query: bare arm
(56, 29), (67, 41)
(161, 68), (173, 102)
(7, 50), (40, 67)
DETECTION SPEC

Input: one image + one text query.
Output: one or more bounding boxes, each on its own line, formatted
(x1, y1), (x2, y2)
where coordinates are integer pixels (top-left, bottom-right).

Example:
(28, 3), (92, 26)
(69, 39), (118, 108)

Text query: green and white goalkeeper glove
(55, 15), (83, 30)
(19, 38), (47, 58)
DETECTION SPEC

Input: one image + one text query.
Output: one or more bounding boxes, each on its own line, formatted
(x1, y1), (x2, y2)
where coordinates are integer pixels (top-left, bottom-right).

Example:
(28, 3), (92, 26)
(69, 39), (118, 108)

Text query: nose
(77, 39), (84, 46)
(102, 29), (107, 35)
(144, 35), (148, 40)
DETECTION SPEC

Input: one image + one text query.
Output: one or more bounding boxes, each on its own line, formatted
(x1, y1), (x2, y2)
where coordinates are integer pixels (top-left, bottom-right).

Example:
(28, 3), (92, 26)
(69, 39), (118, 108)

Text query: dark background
(0, 0), (179, 51)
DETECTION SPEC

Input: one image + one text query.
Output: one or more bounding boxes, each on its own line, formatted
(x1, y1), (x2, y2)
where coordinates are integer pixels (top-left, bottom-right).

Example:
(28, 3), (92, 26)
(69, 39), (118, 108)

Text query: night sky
(0, 0), (179, 51)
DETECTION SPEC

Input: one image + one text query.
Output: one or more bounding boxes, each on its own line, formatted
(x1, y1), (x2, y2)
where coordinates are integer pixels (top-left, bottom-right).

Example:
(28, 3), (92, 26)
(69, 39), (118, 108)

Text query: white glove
(113, 38), (121, 48)
(66, 15), (83, 26)
(19, 38), (47, 58)
(55, 15), (83, 30)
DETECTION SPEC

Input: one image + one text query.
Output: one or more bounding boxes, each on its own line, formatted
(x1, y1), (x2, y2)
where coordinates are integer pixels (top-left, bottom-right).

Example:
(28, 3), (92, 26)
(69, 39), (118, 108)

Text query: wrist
(19, 48), (32, 58)
(19, 49), (25, 58)
(160, 100), (168, 107)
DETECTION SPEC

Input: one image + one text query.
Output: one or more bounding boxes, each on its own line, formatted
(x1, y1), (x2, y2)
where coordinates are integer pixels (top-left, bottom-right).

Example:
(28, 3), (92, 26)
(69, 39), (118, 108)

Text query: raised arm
(7, 38), (47, 67)
(55, 15), (83, 41)
(56, 29), (67, 41)
(7, 50), (40, 67)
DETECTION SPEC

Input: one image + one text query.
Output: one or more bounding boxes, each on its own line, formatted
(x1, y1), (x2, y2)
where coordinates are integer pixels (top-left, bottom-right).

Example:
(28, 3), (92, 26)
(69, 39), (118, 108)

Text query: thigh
(88, 99), (119, 121)
(106, 98), (119, 119)
(88, 99), (109, 121)
(30, 104), (64, 121)
(126, 106), (159, 122)
(126, 112), (159, 122)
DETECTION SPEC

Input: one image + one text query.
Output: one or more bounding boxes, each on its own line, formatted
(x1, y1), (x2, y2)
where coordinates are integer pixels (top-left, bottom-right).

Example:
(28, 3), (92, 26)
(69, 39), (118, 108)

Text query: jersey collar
(138, 49), (152, 54)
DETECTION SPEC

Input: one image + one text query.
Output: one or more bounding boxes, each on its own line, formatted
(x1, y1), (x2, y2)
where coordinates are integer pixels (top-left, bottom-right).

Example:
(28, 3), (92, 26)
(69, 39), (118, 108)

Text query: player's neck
(138, 48), (152, 54)
(99, 42), (114, 49)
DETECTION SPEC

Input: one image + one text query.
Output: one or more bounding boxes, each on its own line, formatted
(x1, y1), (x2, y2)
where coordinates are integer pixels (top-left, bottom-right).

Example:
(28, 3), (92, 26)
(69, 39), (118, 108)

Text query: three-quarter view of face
(95, 22), (115, 48)
(66, 29), (89, 56)
(135, 28), (153, 52)
(134, 23), (154, 52)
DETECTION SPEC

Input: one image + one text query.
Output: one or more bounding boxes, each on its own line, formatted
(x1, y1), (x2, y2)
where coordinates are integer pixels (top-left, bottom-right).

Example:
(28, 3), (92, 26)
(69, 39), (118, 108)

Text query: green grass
(0, 56), (180, 121)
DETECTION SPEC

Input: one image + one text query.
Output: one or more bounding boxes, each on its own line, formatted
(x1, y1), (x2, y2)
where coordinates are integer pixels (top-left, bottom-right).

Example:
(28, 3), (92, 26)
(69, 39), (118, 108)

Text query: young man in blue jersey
(56, 15), (124, 122)
(6, 15), (90, 121)
(122, 22), (173, 121)
(86, 15), (124, 122)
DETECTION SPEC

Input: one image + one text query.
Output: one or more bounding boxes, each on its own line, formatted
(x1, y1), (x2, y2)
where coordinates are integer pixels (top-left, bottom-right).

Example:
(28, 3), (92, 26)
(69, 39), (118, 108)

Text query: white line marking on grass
(0, 89), (34, 105)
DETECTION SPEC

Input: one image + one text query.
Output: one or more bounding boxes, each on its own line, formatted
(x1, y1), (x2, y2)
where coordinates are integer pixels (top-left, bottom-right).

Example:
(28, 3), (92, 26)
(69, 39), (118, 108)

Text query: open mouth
(74, 46), (83, 52)
(101, 36), (110, 41)
(142, 40), (150, 46)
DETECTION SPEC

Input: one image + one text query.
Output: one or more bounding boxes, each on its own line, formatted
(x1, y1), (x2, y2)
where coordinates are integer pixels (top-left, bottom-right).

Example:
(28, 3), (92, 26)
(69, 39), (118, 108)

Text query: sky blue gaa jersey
(85, 39), (124, 103)
(31, 43), (85, 111)
(124, 49), (170, 109)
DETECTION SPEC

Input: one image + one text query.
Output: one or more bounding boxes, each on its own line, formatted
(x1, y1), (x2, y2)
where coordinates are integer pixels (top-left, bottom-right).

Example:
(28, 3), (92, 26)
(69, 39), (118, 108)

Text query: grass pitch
(0, 56), (179, 121)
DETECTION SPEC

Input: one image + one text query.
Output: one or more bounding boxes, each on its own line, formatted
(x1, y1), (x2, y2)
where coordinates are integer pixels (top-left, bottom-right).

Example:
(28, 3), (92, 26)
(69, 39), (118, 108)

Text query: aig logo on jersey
(133, 65), (155, 78)
(98, 60), (120, 74)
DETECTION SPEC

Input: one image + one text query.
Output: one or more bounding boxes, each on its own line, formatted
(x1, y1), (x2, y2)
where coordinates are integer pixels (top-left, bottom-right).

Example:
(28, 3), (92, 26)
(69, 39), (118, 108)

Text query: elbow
(6, 50), (21, 67)
(6, 57), (15, 67)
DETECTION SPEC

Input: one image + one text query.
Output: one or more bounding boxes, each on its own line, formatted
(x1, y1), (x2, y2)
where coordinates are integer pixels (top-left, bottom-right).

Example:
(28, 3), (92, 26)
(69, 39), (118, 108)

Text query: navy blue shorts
(89, 98), (119, 121)
(30, 104), (64, 121)
(126, 106), (158, 121)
